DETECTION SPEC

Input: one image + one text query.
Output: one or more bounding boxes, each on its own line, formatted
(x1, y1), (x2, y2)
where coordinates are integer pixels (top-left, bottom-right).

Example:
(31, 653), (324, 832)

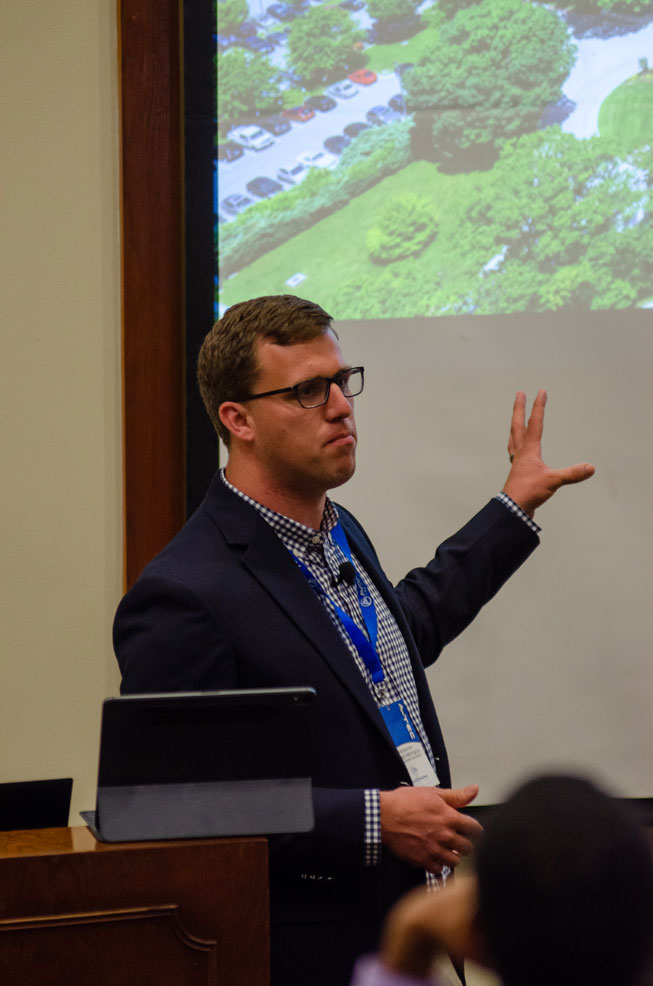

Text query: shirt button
(311, 535), (322, 544)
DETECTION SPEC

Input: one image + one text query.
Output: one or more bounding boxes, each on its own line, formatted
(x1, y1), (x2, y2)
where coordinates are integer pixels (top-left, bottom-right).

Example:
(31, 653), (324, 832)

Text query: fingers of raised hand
(510, 390), (547, 460)
(524, 389), (547, 441)
(508, 391), (527, 454)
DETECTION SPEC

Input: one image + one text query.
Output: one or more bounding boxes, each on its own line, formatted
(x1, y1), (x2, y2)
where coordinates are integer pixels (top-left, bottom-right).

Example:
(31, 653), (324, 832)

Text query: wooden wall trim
(119, 0), (185, 588)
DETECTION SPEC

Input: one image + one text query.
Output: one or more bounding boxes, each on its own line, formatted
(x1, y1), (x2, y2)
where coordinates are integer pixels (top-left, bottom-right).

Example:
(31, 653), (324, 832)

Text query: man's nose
(326, 379), (354, 415)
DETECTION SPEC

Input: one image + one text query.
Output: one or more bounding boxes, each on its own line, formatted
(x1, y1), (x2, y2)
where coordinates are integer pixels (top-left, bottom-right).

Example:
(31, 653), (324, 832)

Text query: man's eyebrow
(295, 367), (352, 383)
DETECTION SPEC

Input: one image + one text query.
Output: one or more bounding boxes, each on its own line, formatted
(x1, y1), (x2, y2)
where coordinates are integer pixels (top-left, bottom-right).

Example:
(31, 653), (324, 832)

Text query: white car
(277, 161), (309, 185)
(226, 124), (274, 151)
(297, 149), (338, 171)
(326, 79), (358, 99)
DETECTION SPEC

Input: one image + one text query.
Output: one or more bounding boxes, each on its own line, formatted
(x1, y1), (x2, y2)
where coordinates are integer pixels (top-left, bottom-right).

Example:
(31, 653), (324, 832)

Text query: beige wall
(1, 1), (122, 821)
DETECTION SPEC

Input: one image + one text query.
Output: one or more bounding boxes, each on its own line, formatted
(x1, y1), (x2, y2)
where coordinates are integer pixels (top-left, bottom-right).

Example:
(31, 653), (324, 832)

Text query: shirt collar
(220, 468), (339, 552)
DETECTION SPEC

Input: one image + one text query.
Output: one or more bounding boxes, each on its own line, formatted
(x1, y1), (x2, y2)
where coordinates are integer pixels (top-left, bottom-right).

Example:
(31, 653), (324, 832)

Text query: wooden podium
(0, 826), (269, 986)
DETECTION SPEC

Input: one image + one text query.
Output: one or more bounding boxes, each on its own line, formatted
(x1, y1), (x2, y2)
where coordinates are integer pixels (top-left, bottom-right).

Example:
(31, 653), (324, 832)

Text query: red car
(282, 104), (315, 123)
(348, 68), (377, 85)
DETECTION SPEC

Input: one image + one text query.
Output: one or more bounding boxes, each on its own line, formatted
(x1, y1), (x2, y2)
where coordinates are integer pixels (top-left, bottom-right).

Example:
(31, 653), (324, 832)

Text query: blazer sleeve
(393, 499), (539, 666)
(340, 499), (539, 670)
(114, 574), (241, 693)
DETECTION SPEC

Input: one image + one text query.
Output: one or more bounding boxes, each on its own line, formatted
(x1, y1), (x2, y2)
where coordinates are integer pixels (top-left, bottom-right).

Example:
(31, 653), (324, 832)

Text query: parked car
(348, 68), (377, 85)
(235, 35), (275, 53)
(366, 104), (400, 125)
(388, 93), (406, 114)
(324, 134), (351, 155)
(297, 148), (338, 170)
(326, 79), (359, 100)
(267, 2), (296, 20)
(343, 120), (371, 138)
(220, 192), (254, 215)
(217, 140), (245, 163)
(246, 176), (284, 198)
(283, 104), (315, 123)
(259, 113), (292, 135)
(305, 93), (337, 113)
(277, 161), (309, 184)
(226, 124), (274, 151)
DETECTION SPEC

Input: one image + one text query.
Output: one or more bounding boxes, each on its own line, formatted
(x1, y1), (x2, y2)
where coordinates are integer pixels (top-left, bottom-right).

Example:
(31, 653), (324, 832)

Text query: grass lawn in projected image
(219, 160), (487, 314)
(217, 0), (653, 318)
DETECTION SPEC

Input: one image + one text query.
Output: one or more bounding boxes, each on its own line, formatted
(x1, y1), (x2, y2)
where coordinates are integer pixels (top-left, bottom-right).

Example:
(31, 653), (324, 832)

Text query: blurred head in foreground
(376, 774), (653, 986)
(476, 775), (653, 986)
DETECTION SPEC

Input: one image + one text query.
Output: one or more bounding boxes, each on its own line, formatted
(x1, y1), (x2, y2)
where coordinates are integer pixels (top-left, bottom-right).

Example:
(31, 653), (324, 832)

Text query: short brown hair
(197, 295), (334, 445)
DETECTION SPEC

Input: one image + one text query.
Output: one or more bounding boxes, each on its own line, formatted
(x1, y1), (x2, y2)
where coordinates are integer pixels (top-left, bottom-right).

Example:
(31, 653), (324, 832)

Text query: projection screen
(216, 0), (653, 801)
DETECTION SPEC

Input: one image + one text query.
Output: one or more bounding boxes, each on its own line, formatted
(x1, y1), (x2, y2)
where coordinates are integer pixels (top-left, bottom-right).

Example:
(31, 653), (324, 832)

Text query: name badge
(379, 700), (439, 787)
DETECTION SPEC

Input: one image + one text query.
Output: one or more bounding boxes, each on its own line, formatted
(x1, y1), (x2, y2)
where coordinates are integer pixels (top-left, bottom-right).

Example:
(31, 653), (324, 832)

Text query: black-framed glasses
(236, 367), (365, 409)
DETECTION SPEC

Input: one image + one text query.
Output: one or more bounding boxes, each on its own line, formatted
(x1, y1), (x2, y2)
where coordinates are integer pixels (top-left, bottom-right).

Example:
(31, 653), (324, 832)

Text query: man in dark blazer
(114, 295), (594, 986)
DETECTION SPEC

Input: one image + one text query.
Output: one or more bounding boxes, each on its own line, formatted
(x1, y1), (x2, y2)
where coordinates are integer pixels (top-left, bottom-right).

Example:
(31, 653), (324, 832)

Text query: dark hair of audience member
(475, 775), (653, 986)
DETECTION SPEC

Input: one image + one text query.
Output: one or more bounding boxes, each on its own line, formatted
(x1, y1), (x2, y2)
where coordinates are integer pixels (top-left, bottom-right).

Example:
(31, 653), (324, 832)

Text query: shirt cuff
(495, 491), (542, 535)
(364, 788), (382, 866)
(350, 955), (436, 986)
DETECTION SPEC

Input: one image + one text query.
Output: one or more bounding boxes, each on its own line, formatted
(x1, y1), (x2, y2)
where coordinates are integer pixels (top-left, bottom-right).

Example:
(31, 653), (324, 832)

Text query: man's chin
(327, 458), (357, 491)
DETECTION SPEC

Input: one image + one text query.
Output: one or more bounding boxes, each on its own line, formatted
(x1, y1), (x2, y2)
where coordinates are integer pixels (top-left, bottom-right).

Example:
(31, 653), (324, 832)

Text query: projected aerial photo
(216, 0), (653, 318)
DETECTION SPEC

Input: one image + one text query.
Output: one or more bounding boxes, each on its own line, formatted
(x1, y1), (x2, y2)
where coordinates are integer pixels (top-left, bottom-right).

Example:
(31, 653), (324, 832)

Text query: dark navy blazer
(114, 473), (538, 984)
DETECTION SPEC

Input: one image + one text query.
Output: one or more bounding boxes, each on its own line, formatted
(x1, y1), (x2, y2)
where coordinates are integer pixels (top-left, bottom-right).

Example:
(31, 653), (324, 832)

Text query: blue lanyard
(290, 523), (383, 684)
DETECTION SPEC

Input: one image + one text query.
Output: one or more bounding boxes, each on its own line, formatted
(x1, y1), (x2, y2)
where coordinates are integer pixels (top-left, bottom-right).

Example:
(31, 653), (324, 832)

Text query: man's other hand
(379, 784), (482, 873)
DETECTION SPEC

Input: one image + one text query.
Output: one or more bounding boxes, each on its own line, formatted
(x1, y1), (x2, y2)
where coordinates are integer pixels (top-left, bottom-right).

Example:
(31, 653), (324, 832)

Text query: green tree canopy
(217, 48), (282, 131)
(366, 0), (415, 23)
(339, 121), (414, 168)
(336, 265), (440, 319)
(366, 192), (438, 262)
(286, 7), (366, 87)
(405, 0), (576, 163)
(548, 0), (650, 13)
(217, 0), (249, 36)
(434, 0), (482, 16)
(458, 128), (652, 311)
(366, 0), (422, 42)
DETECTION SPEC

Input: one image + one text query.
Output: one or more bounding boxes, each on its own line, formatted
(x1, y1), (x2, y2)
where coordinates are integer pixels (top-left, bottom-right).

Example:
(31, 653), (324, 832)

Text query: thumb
(556, 462), (595, 488)
(437, 784), (479, 809)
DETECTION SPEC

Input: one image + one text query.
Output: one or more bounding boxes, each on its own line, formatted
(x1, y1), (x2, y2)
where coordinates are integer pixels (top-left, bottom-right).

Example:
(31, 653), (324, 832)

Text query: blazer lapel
(203, 476), (400, 753)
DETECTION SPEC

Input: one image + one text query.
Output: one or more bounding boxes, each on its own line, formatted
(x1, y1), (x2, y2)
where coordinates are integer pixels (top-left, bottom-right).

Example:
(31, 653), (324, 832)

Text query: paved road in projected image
(217, 70), (403, 214)
(218, 10), (653, 254)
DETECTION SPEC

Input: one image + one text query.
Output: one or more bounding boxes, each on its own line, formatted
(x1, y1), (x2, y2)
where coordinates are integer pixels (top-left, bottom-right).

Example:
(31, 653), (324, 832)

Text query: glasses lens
(296, 377), (329, 408)
(294, 369), (364, 407)
(338, 368), (363, 397)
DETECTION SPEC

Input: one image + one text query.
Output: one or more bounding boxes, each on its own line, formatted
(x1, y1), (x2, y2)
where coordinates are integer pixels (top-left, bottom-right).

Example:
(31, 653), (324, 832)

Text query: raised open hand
(503, 390), (595, 516)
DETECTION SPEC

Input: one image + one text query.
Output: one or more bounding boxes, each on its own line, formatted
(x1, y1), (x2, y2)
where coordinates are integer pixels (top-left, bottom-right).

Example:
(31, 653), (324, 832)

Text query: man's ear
(218, 401), (255, 444)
